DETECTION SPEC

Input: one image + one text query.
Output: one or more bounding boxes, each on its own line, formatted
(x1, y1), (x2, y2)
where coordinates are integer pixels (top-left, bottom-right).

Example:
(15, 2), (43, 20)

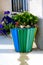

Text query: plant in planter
(12, 11), (38, 28)
(4, 11), (38, 52)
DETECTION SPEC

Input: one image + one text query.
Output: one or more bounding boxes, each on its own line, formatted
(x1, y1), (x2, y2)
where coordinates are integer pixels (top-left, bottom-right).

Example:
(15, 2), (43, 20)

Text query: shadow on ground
(18, 53), (29, 65)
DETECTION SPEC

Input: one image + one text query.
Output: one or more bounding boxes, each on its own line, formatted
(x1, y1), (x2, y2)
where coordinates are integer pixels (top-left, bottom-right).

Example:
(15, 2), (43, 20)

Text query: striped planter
(11, 28), (37, 52)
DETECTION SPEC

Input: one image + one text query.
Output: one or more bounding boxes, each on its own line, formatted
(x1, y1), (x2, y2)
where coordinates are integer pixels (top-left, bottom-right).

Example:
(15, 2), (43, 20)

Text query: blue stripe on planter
(10, 28), (19, 52)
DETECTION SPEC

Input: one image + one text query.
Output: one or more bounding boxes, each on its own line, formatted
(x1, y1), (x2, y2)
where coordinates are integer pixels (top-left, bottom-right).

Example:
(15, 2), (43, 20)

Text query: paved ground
(0, 47), (43, 65)
(0, 35), (43, 65)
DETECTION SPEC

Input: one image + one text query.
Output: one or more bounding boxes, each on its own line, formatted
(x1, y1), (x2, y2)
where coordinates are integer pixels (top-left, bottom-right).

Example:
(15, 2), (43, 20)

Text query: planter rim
(10, 27), (37, 30)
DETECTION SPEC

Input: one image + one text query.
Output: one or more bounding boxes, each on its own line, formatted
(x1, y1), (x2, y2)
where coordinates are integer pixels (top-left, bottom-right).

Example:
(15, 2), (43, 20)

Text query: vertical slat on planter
(26, 28), (37, 52)
(26, 28), (30, 52)
(18, 29), (21, 52)
(30, 28), (37, 49)
(29, 28), (35, 51)
(11, 28), (19, 52)
(18, 28), (24, 52)
(23, 28), (27, 52)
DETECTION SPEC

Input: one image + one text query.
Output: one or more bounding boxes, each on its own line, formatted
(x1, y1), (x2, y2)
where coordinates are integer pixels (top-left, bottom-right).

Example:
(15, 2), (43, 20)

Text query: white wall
(0, 0), (2, 11)
(0, 0), (4, 19)
(0, 0), (12, 12)
(29, 0), (42, 18)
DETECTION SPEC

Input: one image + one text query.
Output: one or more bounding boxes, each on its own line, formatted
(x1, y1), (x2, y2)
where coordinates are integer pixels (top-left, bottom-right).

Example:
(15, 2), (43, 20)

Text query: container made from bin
(11, 28), (37, 52)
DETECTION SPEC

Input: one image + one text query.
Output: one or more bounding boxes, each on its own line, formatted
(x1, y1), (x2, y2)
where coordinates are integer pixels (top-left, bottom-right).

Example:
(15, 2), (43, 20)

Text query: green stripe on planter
(18, 28), (24, 52)
(26, 28), (37, 52)
(23, 28), (27, 52)
(29, 28), (35, 51)
(26, 28), (30, 52)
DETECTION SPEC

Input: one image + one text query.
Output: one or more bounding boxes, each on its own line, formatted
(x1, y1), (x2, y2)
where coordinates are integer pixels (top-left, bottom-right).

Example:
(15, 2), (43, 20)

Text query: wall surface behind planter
(0, 0), (11, 12)
(29, 0), (42, 18)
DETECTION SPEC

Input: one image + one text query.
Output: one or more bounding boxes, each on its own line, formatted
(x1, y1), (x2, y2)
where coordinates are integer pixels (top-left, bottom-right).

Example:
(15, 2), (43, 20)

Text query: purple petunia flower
(0, 24), (4, 28)
(0, 30), (7, 35)
(4, 11), (10, 14)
